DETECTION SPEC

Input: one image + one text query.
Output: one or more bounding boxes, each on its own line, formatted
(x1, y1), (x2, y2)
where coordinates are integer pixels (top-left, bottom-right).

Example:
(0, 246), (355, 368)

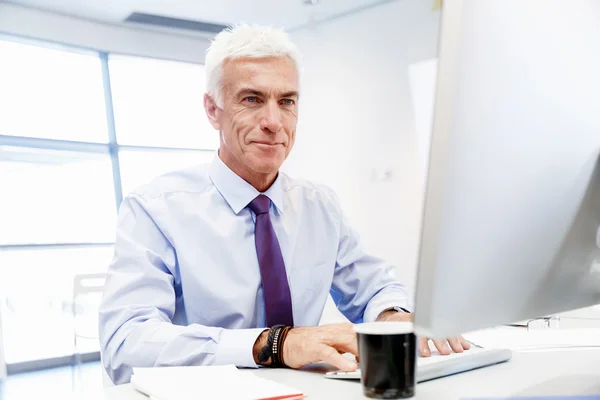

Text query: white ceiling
(3, 0), (388, 32)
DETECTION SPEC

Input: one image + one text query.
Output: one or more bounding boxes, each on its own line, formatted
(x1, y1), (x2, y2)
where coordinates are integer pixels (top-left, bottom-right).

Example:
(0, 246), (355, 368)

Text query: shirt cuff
(214, 328), (267, 368)
(364, 298), (413, 323)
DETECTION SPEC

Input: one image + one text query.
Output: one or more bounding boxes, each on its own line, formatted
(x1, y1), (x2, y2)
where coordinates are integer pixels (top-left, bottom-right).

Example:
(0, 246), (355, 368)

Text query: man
(99, 25), (469, 385)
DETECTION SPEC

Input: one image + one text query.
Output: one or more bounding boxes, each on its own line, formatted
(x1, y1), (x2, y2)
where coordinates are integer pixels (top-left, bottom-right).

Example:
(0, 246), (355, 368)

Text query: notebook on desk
(325, 346), (512, 382)
(131, 365), (304, 400)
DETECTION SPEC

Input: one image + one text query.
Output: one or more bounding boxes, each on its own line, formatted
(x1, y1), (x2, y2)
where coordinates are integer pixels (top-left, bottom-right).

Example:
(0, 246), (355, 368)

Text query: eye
(281, 99), (295, 106)
(245, 96), (258, 103)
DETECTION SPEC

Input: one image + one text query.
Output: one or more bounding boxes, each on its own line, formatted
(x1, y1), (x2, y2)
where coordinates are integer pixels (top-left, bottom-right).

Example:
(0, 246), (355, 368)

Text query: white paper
(131, 365), (303, 400)
(464, 327), (600, 351)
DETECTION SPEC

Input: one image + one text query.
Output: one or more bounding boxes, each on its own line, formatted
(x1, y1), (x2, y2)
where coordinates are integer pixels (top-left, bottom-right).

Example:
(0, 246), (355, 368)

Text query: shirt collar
(209, 153), (284, 215)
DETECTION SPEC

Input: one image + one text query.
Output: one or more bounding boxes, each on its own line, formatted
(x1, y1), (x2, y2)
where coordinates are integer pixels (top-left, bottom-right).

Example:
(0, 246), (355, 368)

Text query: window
(0, 147), (117, 245)
(0, 40), (108, 143)
(109, 55), (219, 150)
(0, 246), (114, 363)
(0, 37), (218, 372)
(119, 149), (215, 197)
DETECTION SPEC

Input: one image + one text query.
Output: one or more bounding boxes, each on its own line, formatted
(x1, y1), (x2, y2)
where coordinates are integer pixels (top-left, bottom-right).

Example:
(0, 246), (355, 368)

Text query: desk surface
(103, 348), (600, 400)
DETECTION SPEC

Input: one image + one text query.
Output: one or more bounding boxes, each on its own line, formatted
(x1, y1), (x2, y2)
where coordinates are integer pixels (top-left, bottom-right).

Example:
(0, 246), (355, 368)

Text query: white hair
(205, 24), (302, 107)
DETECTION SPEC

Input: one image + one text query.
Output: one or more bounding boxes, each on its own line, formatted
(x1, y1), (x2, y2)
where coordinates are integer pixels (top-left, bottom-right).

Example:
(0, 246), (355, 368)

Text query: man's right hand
(280, 323), (359, 372)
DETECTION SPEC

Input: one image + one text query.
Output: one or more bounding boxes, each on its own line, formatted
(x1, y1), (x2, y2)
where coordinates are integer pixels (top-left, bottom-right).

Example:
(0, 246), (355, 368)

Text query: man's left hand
(376, 310), (471, 357)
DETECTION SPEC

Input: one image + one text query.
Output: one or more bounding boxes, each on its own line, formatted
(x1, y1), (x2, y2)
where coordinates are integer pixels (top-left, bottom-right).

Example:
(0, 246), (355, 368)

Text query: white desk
(103, 348), (600, 400)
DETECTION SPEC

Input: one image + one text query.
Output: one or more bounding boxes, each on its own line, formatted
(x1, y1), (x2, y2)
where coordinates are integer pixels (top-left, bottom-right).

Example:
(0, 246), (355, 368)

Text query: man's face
(206, 56), (299, 176)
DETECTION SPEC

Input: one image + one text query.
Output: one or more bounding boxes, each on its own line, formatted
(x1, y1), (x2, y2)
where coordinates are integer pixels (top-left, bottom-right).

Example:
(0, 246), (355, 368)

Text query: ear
(204, 93), (221, 131)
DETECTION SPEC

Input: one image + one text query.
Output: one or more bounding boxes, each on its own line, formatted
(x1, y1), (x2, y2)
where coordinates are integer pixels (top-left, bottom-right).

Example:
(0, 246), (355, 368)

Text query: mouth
(251, 141), (284, 148)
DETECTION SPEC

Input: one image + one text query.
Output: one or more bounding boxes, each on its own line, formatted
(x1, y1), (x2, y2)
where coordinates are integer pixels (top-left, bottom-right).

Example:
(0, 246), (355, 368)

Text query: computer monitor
(413, 0), (600, 339)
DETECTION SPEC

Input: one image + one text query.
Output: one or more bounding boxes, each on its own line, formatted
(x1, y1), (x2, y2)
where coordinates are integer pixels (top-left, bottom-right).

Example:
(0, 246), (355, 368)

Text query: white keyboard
(324, 346), (512, 382)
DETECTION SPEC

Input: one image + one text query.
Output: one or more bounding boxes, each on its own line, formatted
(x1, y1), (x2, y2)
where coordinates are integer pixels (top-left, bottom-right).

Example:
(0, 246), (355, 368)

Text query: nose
(259, 100), (283, 133)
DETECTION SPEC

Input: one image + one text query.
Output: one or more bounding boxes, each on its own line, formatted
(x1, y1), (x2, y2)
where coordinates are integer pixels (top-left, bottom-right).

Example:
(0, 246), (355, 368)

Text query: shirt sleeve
(99, 194), (265, 385)
(329, 201), (414, 323)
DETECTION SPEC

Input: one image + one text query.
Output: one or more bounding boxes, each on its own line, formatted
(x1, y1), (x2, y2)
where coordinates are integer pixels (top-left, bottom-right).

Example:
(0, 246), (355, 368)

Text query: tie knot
(248, 194), (271, 215)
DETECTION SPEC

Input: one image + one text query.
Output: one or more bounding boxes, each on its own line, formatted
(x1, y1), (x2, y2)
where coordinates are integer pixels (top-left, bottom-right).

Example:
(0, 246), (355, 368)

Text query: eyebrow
(236, 88), (264, 98)
(281, 91), (299, 99)
(235, 88), (299, 99)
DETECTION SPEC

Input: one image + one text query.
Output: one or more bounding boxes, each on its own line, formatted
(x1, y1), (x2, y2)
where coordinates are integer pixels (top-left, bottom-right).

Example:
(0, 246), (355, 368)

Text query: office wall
(286, 0), (441, 316)
(0, 3), (210, 63)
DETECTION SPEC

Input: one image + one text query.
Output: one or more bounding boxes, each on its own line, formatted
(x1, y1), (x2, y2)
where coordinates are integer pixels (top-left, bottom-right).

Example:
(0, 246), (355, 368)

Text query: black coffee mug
(354, 322), (417, 399)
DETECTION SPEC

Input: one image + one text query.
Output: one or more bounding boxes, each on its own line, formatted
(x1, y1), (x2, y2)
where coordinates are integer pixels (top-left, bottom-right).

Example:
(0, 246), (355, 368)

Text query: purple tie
(248, 195), (294, 327)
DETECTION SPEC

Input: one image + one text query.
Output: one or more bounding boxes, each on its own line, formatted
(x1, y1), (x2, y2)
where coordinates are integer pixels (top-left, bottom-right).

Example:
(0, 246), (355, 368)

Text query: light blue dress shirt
(99, 154), (412, 384)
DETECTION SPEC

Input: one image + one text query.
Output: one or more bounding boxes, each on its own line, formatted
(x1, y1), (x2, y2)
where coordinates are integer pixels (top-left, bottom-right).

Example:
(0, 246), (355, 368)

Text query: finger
(326, 327), (358, 357)
(459, 335), (472, 350)
(338, 350), (360, 364)
(337, 336), (359, 358)
(320, 345), (358, 372)
(433, 339), (451, 355)
(342, 350), (359, 362)
(447, 337), (464, 353)
(418, 337), (431, 357)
